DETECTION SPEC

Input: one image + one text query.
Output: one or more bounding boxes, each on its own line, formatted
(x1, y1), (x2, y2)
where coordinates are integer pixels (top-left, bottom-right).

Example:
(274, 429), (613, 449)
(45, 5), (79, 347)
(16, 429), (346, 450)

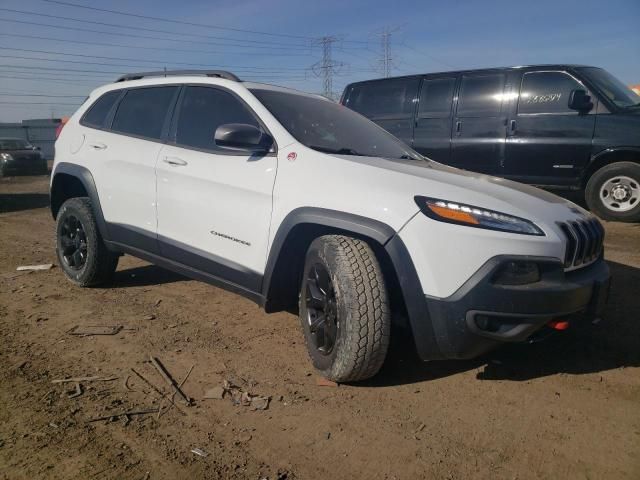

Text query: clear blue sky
(0, 0), (638, 121)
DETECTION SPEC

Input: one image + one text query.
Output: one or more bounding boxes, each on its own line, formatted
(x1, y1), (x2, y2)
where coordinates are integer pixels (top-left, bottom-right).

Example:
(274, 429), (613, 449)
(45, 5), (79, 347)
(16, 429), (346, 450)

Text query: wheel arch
(50, 162), (110, 241)
(261, 208), (397, 314)
(584, 147), (640, 187)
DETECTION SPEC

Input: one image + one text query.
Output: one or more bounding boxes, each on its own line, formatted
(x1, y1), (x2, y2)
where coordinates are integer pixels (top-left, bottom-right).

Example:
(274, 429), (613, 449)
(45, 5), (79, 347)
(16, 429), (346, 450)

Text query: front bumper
(417, 256), (610, 360)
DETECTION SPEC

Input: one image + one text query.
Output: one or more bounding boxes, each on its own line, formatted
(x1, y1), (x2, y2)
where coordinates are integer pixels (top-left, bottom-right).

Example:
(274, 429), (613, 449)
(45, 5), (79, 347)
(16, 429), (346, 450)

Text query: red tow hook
(548, 320), (570, 331)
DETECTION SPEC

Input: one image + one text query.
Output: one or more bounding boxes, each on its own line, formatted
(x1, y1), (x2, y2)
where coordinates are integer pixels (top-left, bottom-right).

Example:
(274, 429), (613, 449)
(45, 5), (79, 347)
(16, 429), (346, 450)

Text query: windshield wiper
(307, 145), (366, 156)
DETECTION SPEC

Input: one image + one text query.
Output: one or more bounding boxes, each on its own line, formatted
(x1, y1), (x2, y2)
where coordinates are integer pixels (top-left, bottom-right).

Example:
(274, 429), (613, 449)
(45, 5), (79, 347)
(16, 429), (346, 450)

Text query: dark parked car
(341, 65), (640, 222)
(0, 138), (48, 176)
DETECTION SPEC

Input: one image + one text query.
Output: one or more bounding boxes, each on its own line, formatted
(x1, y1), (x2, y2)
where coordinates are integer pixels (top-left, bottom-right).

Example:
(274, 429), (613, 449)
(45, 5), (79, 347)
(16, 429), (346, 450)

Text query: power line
(0, 93), (85, 97)
(0, 18), (312, 52)
(0, 101), (81, 105)
(0, 47), (313, 72)
(0, 33), (312, 57)
(0, 7), (314, 49)
(38, 0), (314, 40)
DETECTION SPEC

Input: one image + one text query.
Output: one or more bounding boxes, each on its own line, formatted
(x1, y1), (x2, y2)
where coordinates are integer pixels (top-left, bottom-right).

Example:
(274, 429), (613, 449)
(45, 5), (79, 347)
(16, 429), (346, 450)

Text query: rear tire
(56, 197), (118, 286)
(298, 235), (391, 383)
(585, 162), (640, 222)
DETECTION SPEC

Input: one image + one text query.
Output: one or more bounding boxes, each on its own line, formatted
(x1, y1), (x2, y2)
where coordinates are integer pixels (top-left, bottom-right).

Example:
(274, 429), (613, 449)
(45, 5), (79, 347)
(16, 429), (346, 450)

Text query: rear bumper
(416, 256), (610, 360)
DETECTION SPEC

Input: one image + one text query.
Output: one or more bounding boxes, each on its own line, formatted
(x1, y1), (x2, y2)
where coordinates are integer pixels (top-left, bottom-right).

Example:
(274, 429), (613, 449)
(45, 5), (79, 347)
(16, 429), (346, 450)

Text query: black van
(341, 65), (640, 222)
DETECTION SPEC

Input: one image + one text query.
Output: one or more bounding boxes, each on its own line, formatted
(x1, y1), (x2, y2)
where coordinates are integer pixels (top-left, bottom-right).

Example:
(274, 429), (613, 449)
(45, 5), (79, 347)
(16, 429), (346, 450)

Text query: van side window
(175, 86), (260, 152)
(418, 77), (456, 118)
(457, 74), (505, 117)
(518, 71), (584, 115)
(346, 78), (420, 118)
(81, 90), (122, 129)
(111, 86), (179, 140)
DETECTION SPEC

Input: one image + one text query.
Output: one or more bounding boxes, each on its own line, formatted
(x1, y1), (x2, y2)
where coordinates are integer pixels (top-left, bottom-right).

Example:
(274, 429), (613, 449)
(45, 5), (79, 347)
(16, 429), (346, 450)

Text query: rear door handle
(455, 120), (461, 135)
(89, 142), (107, 150)
(162, 156), (188, 167)
(510, 119), (517, 133)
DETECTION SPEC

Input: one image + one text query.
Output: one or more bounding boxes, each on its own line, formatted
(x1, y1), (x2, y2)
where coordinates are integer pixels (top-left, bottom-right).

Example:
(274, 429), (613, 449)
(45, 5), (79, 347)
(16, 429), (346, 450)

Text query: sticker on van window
(523, 93), (562, 104)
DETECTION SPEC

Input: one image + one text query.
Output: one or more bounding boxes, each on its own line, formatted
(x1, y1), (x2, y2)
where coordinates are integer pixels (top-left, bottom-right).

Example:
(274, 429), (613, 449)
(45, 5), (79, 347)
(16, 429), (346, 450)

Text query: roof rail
(115, 70), (240, 83)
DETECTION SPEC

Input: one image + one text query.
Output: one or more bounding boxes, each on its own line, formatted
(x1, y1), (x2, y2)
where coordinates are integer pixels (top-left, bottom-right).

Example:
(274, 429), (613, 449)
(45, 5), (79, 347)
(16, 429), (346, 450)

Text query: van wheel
(299, 235), (390, 383)
(586, 162), (640, 222)
(56, 197), (119, 286)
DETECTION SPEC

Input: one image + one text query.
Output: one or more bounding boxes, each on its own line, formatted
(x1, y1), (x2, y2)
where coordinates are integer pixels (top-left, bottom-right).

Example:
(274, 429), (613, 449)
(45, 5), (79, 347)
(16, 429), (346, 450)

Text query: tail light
(55, 117), (69, 140)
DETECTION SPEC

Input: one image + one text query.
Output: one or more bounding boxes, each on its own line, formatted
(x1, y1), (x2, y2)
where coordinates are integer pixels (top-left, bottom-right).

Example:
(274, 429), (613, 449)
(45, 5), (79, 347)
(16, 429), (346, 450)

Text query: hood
(333, 154), (592, 226)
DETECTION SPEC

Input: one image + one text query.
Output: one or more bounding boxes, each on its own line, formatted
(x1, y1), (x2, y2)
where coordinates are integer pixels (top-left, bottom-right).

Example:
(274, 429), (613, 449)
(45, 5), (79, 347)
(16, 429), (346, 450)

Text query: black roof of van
(343, 64), (596, 87)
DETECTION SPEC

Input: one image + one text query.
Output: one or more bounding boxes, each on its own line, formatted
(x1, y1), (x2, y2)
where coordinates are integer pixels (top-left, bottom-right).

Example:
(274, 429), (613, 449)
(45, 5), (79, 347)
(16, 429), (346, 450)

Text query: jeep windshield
(578, 67), (640, 109)
(250, 88), (424, 161)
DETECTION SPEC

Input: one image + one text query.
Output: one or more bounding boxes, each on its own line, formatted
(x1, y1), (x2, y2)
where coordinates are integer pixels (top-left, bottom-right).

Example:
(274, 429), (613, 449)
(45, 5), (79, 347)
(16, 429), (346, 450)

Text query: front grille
(558, 218), (605, 269)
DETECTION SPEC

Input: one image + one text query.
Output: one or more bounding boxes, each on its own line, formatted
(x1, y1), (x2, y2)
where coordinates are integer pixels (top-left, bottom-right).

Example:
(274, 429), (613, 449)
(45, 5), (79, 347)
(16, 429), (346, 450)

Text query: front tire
(586, 162), (640, 222)
(299, 235), (391, 382)
(56, 197), (118, 286)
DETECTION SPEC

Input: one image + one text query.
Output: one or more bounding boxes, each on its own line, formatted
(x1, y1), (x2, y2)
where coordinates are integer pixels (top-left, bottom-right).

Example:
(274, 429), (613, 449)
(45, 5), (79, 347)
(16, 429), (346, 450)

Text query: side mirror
(568, 89), (593, 113)
(214, 123), (272, 153)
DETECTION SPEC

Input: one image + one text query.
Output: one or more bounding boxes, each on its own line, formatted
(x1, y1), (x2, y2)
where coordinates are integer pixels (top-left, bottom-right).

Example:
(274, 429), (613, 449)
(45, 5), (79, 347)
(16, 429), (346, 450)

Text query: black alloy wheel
(305, 263), (338, 355)
(59, 214), (88, 270)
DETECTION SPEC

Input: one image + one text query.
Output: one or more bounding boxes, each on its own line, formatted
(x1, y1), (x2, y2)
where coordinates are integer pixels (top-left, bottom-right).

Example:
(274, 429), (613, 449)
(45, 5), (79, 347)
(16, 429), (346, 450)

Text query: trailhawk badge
(287, 152), (297, 162)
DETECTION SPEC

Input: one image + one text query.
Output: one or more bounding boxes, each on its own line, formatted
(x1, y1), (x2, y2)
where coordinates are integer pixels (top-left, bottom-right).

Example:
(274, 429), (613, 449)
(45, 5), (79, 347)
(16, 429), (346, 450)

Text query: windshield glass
(0, 139), (32, 150)
(578, 67), (640, 108)
(250, 89), (423, 161)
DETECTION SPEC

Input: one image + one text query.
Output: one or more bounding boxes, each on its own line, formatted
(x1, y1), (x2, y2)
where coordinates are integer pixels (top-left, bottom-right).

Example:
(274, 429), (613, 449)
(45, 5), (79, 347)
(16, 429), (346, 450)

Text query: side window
(518, 71), (584, 115)
(346, 77), (420, 118)
(418, 77), (456, 118)
(81, 90), (121, 128)
(457, 74), (505, 117)
(175, 86), (260, 151)
(111, 86), (178, 140)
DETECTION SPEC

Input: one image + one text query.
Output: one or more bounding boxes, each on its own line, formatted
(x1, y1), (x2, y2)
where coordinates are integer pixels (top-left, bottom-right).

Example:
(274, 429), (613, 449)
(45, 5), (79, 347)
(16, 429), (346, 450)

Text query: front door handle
(510, 119), (517, 133)
(89, 142), (107, 150)
(455, 120), (461, 135)
(162, 156), (188, 167)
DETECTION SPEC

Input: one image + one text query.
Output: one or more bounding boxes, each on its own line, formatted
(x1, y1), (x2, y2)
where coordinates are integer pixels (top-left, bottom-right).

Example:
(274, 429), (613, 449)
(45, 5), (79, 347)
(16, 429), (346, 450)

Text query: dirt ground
(1, 172), (639, 480)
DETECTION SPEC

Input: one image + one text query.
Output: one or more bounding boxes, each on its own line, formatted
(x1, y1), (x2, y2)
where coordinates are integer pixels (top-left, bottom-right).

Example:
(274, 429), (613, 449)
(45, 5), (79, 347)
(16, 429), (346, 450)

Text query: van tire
(586, 162), (640, 222)
(298, 235), (391, 383)
(55, 197), (119, 286)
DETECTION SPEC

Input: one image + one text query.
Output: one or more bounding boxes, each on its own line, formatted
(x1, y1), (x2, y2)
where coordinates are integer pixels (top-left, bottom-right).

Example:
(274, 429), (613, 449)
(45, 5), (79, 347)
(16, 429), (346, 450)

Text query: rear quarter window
(345, 77), (420, 119)
(81, 90), (122, 129)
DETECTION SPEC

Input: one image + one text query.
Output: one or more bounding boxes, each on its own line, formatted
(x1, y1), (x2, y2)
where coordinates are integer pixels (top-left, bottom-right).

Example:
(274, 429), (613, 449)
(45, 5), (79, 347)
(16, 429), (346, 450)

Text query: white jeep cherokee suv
(51, 70), (610, 382)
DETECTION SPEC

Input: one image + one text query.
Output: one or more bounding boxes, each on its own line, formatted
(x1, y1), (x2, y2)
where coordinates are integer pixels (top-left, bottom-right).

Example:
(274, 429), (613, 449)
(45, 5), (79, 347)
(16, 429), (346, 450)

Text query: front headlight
(414, 196), (544, 236)
(0, 153), (13, 162)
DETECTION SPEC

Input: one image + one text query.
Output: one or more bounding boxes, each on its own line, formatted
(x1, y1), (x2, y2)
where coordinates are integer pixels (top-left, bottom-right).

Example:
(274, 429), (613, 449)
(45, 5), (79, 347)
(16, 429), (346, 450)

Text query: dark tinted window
(418, 77), (456, 117)
(346, 77), (419, 118)
(578, 67), (639, 108)
(82, 90), (121, 128)
(518, 71), (585, 114)
(111, 86), (178, 140)
(457, 74), (505, 117)
(251, 89), (422, 161)
(176, 86), (259, 151)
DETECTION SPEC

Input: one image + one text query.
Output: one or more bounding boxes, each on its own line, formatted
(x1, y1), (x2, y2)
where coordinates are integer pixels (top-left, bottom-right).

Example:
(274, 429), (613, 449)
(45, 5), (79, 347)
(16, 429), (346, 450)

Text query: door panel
(413, 76), (456, 162)
(155, 85), (276, 284)
(451, 73), (507, 175)
(504, 71), (596, 185)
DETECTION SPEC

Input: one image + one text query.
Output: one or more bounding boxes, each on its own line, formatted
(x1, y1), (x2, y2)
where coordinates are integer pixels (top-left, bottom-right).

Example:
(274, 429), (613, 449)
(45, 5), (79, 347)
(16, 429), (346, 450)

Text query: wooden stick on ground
(149, 356), (193, 406)
(130, 368), (186, 416)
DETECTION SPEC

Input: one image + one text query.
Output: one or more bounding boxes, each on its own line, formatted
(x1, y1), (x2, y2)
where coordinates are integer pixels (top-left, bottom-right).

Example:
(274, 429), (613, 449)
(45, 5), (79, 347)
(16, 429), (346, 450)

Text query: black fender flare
(585, 147), (640, 183)
(50, 162), (110, 241)
(261, 207), (444, 360)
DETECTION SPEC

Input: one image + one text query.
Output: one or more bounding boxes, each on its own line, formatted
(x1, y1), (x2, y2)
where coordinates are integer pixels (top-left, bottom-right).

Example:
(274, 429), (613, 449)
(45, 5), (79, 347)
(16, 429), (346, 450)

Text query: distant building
(0, 118), (62, 159)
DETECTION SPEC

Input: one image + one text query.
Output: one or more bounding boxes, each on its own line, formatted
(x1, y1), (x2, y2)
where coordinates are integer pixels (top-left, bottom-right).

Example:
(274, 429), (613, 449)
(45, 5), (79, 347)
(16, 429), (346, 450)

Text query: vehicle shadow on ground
(363, 260), (640, 387)
(112, 264), (186, 287)
(0, 193), (50, 214)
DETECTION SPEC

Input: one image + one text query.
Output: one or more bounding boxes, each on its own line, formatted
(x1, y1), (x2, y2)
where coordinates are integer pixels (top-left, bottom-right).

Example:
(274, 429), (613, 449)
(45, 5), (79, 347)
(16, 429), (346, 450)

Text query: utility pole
(311, 36), (343, 100)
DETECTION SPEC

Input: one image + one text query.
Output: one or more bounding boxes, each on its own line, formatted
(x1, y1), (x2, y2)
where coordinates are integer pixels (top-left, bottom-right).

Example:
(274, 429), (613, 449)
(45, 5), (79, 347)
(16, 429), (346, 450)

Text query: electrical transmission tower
(375, 26), (400, 78)
(311, 36), (344, 100)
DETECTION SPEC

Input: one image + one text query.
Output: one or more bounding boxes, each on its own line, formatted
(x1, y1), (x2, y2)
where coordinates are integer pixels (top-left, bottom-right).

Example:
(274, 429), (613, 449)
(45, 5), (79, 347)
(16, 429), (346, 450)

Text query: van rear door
(342, 77), (420, 146)
(450, 72), (508, 175)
